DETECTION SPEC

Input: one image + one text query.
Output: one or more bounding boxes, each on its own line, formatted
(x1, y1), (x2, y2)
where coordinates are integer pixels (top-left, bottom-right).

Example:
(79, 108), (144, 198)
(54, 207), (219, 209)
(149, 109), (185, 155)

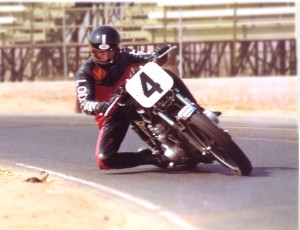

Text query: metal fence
(0, 38), (296, 82)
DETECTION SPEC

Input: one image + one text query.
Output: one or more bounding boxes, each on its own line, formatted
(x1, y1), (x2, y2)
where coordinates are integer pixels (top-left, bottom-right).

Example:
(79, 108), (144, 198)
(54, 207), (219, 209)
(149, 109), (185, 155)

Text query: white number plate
(125, 62), (174, 108)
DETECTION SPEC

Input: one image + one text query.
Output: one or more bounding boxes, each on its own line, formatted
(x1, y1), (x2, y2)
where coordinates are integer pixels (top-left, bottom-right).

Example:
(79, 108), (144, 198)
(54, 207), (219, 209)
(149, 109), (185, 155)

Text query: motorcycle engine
(162, 144), (185, 163)
(149, 123), (186, 163)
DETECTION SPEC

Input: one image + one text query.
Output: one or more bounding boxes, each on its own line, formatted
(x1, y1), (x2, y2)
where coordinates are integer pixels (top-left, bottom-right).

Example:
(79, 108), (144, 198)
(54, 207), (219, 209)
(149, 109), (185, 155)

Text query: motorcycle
(105, 46), (252, 176)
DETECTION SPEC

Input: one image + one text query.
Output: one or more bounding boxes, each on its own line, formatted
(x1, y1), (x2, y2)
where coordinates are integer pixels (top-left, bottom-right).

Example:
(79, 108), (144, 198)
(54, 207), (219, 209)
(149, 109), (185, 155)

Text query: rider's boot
(101, 149), (170, 169)
(138, 149), (170, 168)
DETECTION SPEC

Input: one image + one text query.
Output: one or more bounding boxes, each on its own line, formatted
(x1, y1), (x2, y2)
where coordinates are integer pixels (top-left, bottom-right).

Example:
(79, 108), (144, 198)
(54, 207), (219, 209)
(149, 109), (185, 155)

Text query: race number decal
(140, 72), (163, 97)
(125, 62), (174, 108)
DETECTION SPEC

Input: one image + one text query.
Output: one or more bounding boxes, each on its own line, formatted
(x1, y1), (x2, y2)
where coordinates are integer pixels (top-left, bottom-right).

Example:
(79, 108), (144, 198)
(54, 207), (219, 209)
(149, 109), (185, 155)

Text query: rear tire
(186, 113), (252, 176)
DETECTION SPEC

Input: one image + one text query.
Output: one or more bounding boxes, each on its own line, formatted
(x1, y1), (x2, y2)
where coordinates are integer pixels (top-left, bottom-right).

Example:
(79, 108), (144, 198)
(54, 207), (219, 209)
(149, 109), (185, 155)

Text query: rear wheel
(186, 113), (252, 176)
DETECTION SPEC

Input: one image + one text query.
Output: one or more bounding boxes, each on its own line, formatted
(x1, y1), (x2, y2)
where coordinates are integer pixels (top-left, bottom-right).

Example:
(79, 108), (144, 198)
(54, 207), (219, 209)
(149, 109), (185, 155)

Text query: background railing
(0, 1), (296, 81)
(0, 39), (296, 82)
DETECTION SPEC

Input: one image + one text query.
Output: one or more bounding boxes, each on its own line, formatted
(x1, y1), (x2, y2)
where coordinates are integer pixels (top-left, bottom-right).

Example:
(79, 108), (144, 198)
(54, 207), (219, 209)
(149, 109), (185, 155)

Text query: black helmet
(89, 25), (121, 66)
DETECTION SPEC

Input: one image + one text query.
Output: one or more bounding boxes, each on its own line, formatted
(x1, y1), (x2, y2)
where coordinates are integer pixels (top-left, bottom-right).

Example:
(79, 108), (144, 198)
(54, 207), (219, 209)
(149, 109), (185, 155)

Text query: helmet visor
(90, 46), (119, 65)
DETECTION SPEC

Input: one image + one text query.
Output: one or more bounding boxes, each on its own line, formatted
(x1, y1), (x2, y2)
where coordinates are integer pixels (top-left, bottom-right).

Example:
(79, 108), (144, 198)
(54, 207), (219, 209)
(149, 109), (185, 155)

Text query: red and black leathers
(76, 48), (156, 127)
(76, 47), (166, 169)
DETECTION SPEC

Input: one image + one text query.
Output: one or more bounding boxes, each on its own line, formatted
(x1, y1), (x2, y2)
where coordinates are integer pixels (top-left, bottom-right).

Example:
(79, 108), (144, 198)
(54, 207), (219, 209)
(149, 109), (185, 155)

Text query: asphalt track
(0, 114), (298, 230)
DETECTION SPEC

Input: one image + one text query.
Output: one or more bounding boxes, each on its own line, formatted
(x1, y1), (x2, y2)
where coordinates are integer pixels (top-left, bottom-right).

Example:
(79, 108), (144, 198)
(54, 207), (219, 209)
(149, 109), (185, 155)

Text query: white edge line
(16, 163), (198, 230)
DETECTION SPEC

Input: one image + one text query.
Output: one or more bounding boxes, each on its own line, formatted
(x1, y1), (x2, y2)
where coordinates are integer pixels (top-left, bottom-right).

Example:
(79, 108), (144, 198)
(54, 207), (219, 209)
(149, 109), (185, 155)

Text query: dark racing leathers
(76, 48), (165, 169)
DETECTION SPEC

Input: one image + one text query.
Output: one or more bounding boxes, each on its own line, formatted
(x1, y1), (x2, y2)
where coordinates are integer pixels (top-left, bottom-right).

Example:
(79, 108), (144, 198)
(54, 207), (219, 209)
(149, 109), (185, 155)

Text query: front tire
(186, 113), (252, 176)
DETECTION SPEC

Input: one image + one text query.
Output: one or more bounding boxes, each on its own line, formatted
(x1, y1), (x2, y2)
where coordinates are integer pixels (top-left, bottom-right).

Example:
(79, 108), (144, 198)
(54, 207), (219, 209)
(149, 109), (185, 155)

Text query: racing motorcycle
(105, 46), (252, 176)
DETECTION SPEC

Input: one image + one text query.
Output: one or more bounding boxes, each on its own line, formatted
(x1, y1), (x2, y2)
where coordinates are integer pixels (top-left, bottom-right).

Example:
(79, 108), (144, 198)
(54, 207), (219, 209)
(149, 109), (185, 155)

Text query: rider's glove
(95, 101), (110, 115)
(155, 44), (171, 59)
(95, 86), (125, 115)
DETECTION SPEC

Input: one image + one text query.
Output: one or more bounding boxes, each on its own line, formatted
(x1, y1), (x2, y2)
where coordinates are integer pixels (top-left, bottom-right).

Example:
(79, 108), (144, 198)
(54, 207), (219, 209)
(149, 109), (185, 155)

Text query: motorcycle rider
(76, 25), (170, 170)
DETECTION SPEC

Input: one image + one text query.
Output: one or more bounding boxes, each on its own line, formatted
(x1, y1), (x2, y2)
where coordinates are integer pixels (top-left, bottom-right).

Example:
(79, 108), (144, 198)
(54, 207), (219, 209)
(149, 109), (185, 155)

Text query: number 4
(140, 72), (163, 98)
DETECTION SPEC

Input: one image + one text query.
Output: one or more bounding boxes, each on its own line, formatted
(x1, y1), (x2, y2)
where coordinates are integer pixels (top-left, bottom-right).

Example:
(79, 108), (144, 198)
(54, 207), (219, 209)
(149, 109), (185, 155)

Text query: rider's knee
(95, 152), (116, 170)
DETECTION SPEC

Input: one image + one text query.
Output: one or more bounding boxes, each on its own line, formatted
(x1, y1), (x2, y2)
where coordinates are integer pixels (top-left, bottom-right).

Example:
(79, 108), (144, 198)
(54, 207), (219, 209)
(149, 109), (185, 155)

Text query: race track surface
(0, 114), (298, 230)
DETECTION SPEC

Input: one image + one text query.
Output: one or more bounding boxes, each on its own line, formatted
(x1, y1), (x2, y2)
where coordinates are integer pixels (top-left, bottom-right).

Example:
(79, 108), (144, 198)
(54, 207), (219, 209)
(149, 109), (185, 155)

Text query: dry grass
(0, 77), (297, 115)
(184, 77), (297, 115)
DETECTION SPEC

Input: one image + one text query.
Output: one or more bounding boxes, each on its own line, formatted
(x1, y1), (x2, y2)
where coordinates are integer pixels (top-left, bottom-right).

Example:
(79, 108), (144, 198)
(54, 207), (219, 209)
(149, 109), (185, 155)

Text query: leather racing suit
(76, 47), (167, 169)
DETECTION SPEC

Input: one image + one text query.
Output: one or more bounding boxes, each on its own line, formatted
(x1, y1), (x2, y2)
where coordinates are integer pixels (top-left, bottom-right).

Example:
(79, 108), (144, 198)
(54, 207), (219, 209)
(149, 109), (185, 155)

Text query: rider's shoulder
(78, 56), (93, 66)
(76, 57), (95, 75)
(121, 47), (153, 57)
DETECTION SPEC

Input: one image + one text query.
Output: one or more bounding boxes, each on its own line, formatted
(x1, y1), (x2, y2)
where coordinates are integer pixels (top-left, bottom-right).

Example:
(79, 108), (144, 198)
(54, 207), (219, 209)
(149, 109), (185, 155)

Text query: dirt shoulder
(0, 166), (176, 230)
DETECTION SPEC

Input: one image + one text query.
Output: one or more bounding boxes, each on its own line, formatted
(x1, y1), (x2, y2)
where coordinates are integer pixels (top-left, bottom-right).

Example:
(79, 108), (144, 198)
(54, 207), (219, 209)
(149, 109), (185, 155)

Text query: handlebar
(154, 45), (178, 61)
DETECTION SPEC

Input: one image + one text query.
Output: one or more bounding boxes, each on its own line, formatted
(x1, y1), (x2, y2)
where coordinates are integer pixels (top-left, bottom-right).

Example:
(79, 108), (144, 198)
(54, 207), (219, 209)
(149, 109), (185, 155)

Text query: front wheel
(185, 113), (252, 176)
